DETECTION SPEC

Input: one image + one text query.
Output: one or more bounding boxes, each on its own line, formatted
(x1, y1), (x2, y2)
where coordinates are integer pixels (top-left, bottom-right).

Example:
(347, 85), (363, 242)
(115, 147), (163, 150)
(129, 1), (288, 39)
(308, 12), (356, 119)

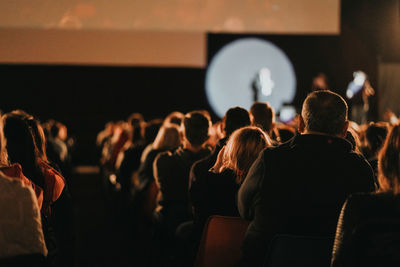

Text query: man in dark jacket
(238, 90), (376, 266)
(154, 111), (212, 237)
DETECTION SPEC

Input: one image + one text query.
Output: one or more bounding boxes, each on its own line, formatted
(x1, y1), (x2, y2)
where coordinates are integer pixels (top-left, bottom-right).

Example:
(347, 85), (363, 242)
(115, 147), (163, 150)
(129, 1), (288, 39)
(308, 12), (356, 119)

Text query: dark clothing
(190, 167), (240, 228)
(331, 193), (400, 267)
(138, 148), (165, 186)
(155, 147), (211, 235)
(118, 144), (146, 195)
(238, 134), (376, 266)
(186, 137), (229, 226)
(192, 137), (227, 176)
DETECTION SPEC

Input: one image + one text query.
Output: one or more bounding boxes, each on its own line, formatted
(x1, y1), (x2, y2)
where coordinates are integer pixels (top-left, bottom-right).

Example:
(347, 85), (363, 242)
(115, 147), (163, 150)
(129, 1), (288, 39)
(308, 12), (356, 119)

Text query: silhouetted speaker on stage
(346, 71), (375, 124)
(251, 68), (275, 102)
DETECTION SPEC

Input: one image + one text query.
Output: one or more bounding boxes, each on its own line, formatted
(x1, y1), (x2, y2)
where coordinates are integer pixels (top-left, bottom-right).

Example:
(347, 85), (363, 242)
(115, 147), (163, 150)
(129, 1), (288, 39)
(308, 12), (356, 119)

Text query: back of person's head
(301, 90), (348, 136)
(152, 124), (181, 151)
(250, 102), (275, 134)
(128, 113), (144, 143)
(2, 112), (44, 188)
(224, 126), (271, 183)
(144, 118), (163, 145)
(11, 110), (48, 163)
(365, 122), (389, 156)
(277, 125), (296, 143)
(50, 121), (61, 139)
(378, 124), (400, 194)
(128, 113), (144, 127)
(164, 111), (185, 126)
(183, 111), (211, 146)
(224, 106), (251, 137)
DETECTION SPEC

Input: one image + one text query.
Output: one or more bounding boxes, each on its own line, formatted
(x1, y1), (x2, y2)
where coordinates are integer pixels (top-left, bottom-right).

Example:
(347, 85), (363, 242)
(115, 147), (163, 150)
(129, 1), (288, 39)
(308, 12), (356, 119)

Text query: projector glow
(205, 38), (296, 118)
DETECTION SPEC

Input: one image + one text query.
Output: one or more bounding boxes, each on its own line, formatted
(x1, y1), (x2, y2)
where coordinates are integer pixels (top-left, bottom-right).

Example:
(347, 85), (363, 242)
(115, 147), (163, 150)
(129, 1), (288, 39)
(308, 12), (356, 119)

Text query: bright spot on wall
(205, 38), (296, 118)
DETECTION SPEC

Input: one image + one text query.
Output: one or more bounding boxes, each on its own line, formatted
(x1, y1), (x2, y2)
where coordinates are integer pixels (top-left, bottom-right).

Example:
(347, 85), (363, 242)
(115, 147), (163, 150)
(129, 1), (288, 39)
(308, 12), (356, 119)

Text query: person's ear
(298, 115), (305, 133)
(341, 120), (349, 138)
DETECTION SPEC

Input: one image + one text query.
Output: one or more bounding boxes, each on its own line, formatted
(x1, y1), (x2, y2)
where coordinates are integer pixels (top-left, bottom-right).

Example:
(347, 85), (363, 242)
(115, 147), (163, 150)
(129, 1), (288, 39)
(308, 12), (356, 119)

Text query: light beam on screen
(205, 38), (296, 118)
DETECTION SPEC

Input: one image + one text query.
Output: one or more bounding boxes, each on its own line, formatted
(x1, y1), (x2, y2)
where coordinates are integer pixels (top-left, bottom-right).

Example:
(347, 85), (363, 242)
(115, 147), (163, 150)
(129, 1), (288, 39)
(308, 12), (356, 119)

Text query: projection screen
(0, 0), (340, 67)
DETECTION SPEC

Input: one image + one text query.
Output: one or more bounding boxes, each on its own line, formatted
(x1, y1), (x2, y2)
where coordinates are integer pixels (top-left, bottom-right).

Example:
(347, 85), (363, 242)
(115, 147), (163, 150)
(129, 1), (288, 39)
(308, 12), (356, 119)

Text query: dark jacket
(238, 134), (376, 266)
(331, 192), (400, 267)
(137, 148), (166, 186)
(190, 167), (240, 228)
(155, 146), (211, 214)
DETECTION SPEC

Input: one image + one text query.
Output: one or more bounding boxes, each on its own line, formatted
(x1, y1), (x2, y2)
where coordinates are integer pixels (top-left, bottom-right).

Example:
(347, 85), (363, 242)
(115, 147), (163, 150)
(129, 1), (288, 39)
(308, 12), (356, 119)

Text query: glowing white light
(259, 67), (275, 96)
(205, 38), (296, 118)
(354, 71), (366, 86)
(346, 70), (366, 99)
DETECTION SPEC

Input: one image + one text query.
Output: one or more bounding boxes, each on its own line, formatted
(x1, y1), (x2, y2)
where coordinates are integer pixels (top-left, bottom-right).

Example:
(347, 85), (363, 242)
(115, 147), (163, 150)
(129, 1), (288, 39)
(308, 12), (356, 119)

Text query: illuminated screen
(206, 38), (296, 118)
(0, 0), (340, 66)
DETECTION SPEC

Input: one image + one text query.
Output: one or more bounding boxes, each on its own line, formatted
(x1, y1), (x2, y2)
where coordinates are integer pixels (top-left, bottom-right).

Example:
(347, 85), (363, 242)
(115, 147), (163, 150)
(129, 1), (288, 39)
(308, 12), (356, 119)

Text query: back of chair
(194, 215), (250, 267)
(0, 253), (45, 267)
(264, 235), (334, 267)
(351, 219), (400, 267)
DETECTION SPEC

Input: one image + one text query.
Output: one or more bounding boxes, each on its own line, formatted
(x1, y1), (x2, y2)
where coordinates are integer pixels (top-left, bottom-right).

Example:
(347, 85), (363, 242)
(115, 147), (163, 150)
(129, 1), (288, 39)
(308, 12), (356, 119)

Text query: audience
(2, 112), (69, 266)
(190, 106), (252, 187)
(238, 90), (376, 266)
(3, 80), (400, 267)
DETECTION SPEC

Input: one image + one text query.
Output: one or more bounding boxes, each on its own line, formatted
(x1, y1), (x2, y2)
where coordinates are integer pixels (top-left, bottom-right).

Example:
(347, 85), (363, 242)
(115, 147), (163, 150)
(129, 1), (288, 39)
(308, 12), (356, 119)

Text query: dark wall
(0, 65), (208, 164)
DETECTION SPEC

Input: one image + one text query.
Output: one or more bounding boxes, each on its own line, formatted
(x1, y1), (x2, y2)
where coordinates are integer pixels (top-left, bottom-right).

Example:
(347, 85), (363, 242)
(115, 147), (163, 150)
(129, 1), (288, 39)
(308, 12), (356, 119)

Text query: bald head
(301, 90), (348, 136)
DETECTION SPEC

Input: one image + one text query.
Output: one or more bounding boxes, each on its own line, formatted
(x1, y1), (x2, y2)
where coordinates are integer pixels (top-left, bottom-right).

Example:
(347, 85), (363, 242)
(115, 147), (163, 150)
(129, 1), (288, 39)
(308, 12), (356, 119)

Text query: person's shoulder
(0, 170), (23, 187)
(155, 149), (176, 166)
(346, 151), (373, 169)
(0, 170), (34, 198)
(0, 163), (23, 177)
(192, 155), (212, 172)
(261, 139), (291, 158)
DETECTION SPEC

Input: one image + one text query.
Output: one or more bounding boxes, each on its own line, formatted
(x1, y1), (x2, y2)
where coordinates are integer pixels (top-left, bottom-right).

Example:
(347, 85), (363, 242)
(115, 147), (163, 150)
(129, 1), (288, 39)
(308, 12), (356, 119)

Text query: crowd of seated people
(3, 86), (400, 267)
(94, 89), (400, 267)
(0, 110), (74, 267)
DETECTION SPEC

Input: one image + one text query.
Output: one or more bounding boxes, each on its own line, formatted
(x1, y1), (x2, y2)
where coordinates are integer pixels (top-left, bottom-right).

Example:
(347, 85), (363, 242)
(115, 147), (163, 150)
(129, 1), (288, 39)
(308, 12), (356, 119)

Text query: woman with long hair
(189, 126), (271, 230)
(137, 123), (181, 185)
(2, 111), (65, 218)
(0, 113), (44, 208)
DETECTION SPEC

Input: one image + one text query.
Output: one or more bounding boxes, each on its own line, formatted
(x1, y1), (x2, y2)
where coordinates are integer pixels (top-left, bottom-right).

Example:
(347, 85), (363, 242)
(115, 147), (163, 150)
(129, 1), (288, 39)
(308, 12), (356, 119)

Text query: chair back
(264, 235), (334, 267)
(0, 253), (45, 267)
(194, 215), (249, 267)
(351, 218), (400, 267)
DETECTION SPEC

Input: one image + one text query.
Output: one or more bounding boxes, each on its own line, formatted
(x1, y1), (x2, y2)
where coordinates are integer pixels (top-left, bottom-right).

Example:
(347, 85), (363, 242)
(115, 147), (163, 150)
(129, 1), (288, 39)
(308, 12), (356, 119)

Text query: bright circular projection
(206, 38), (296, 118)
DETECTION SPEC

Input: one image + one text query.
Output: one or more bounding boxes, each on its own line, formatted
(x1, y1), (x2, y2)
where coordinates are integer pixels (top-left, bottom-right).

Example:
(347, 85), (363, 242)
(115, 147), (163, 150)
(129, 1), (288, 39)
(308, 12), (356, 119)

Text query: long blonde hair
(152, 124), (181, 151)
(223, 126), (271, 184)
(378, 124), (400, 194)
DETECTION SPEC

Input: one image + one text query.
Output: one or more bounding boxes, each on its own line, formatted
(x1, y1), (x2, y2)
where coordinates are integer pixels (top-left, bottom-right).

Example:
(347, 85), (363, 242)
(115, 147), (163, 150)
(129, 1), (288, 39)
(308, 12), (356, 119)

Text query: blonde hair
(152, 124), (181, 151)
(223, 126), (271, 184)
(378, 124), (400, 194)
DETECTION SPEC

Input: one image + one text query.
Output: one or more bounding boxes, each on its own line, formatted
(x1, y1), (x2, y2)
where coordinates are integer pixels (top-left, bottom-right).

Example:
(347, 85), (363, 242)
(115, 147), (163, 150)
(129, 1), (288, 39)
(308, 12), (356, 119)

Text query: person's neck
(302, 130), (342, 138)
(183, 142), (204, 153)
